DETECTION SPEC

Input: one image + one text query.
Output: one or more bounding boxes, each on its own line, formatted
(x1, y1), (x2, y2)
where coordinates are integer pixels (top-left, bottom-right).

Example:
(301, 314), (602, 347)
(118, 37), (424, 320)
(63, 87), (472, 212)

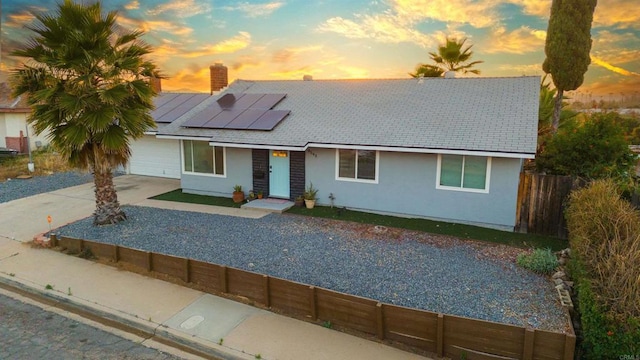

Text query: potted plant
(257, 191), (264, 199)
(303, 183), (318, 209)
(294, 195), (304, 207)
(232, 185), (245, 203)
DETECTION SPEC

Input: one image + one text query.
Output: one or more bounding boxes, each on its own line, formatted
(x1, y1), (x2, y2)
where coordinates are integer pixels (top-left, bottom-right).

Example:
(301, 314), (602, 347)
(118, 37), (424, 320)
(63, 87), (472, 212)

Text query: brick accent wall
(252, 149), (269, 196)
(289, 151), (305, 200)
(5, 137), (28, 153)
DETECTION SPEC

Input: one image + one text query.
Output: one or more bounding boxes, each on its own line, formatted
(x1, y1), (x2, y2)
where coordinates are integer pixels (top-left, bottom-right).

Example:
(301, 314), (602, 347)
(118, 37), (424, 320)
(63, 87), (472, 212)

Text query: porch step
(241, 198), (294, 214)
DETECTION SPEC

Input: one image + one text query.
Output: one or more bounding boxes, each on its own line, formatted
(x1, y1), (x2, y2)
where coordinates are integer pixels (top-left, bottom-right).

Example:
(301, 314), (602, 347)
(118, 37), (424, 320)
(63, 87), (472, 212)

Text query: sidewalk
(0, 175), (430, 360)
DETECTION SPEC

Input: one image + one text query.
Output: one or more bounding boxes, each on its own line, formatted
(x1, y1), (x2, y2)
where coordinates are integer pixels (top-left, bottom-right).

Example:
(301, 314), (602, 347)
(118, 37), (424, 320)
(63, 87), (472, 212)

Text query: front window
(437, 154), (490, 192)
(336, 149), (378, 183)
(183, 140), (224, 176)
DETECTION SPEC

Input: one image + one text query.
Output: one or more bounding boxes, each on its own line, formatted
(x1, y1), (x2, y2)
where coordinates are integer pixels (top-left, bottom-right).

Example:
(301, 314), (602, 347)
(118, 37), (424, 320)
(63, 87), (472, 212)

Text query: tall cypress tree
(543, 0), (597, 133)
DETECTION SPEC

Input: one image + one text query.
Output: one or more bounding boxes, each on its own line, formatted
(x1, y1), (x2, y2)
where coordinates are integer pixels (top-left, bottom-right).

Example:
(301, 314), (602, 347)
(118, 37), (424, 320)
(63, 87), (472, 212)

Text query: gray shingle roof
(158, 76), (540, 157)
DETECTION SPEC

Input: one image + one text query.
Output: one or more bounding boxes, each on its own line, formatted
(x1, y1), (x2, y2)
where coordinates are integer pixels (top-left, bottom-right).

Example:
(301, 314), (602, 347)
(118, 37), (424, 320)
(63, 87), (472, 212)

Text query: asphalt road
(0, 292), (185, 360)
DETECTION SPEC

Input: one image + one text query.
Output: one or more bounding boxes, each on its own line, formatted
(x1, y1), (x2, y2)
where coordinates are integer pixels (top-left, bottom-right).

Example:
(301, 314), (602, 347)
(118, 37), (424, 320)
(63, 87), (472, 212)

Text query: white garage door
(129, 136), (181, 179)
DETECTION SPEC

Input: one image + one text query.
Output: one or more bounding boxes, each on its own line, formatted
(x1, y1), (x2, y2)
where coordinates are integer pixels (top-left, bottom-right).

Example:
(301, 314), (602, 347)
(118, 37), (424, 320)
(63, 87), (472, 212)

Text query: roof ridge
(233, 75), (540, 83)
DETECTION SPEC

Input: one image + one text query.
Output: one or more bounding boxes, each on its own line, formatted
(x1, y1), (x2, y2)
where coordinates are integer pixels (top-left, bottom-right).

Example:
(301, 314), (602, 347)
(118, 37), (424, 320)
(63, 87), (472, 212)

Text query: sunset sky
(1, 0), (639, 100)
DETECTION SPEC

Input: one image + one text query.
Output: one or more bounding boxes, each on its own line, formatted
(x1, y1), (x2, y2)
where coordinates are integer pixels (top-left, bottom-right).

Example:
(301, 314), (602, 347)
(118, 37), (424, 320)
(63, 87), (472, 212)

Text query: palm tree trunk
(552, 88), (563, 133)
(93, 169), (126, 225)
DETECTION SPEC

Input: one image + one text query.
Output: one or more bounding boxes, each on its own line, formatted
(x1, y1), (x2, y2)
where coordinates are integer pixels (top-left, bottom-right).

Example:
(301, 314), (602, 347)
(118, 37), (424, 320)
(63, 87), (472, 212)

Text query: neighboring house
(0, 83), (49, 152)
(129, 68), (539, 231)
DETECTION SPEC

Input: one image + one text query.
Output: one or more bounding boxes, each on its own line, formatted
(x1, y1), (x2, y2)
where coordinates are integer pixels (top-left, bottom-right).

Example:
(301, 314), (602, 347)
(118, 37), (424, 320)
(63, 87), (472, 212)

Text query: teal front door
(269, 150), (290, 198)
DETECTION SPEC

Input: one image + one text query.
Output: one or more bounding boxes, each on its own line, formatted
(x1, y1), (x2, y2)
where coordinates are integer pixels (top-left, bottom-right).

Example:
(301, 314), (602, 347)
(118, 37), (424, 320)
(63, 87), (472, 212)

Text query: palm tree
(428, 37), (483, 75)
(11, 0), (160, 225)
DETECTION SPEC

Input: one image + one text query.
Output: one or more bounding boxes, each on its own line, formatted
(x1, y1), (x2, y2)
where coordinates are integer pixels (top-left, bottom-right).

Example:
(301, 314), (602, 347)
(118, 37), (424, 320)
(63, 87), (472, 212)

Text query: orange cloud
(124, 1), (140, 10)
(222, 2), (285, 18)
(272, 45), (323, 63)
(163, 68), (210, 92)
(392, 0), (499, 28)
(317, 13), (437, 48)
(182, 32), (252, 58)
(118, 16), (194, 37)
(591, 56), (640, 76)
(506, 0), (549, 17)
(593, 0), (640, 29)
(483, 26), (546, 54)
(269, 66), (318, 80)
(147, 0), (211, 18)
(4, 12), (36, 28)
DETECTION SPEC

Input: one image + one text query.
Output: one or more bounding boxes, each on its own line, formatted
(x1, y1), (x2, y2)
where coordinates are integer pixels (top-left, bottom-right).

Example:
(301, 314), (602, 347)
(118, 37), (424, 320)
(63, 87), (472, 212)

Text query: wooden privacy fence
(55, 236), (575, 360)
(515, 173), (586, 239)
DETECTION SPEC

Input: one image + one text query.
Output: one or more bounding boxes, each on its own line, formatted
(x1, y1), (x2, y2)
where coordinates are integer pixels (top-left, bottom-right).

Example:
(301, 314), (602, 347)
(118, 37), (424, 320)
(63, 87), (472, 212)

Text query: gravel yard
(0, 171), (93, 203)
(56, 205), (570, 333)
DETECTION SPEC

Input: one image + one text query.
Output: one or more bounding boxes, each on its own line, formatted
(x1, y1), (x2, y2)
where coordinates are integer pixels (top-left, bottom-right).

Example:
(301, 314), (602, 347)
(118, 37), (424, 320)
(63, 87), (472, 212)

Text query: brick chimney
(210, 63), (228, 94)
(150, 77), (162, 93)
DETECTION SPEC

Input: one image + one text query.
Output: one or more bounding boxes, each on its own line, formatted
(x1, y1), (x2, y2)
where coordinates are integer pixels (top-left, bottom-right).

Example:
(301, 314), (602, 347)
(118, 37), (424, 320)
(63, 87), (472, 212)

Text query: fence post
(437, 313), (444, 357)
(50, 233), (58, 247)
(146, 252), (152, 271)
(183, 258), (190, 283)
(219, 266), (228, 293)
(376, 303), (384, 340)
(522, 328), (534, 360)
(563, 333), (576, 360)
(263, 275), (270, 307)
(309, 286), (317, 320)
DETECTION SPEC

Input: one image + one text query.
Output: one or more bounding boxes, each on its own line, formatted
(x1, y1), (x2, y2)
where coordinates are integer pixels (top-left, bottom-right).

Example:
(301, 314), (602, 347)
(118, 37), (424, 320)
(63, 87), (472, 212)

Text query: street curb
(0, 275), (249, 360)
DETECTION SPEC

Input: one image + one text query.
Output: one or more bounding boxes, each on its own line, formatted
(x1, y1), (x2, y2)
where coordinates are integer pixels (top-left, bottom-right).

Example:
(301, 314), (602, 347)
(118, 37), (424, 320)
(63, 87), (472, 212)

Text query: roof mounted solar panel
(251, 94), (286, 109)
(182, 93), (290, 131)
(201, 108), (247, 129)
(153, 93), (179, 108)
(156, 94), (210, 123)
(249, 110), (290, 130)
(182, 104), (223, 128)
(224, 109), (269, 129)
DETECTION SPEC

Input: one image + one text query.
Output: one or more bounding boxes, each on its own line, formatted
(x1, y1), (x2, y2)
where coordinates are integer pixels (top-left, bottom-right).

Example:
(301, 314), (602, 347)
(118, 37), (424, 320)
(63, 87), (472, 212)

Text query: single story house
(0, 83), (49, 152)
(130, 71), (539, 231)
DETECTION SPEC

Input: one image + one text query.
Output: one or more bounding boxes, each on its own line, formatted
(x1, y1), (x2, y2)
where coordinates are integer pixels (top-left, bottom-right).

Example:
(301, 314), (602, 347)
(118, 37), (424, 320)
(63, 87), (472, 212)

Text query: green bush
(536, 112), (636, 183)
(516, 248), (558, 275)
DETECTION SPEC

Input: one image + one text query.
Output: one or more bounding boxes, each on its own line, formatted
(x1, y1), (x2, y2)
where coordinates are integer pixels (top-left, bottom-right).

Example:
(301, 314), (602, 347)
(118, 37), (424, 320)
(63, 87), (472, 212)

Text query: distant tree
(429, 37), (483, 75)
(11, 0), (161, 225)
(410, 36), (482, 78)
(409, 64), (444, 78)
(536, 112), (635, 182)
(543, 0), (597, 133)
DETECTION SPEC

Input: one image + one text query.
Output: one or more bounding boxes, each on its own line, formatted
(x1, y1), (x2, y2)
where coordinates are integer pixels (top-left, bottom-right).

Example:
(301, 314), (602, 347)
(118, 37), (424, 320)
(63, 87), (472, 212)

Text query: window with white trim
(182, 140), (225, 176)
(437, 154), (490, 192)
(336, 149), (378, 182)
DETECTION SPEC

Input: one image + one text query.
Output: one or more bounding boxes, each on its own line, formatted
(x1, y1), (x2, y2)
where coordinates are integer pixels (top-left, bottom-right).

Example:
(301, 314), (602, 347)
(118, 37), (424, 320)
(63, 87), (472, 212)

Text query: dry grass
(0, 147), (74, 182)
(566, 179), (640, 319)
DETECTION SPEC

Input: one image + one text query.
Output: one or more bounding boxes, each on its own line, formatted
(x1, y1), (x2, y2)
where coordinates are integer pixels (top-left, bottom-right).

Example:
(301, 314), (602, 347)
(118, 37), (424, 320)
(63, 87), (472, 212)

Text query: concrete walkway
(0, 175), (430, 360)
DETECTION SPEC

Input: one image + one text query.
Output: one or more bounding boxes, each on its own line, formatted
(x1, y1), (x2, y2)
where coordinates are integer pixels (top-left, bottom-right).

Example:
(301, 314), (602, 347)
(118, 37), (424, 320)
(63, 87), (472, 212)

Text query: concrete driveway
(0, 175), (180, 242)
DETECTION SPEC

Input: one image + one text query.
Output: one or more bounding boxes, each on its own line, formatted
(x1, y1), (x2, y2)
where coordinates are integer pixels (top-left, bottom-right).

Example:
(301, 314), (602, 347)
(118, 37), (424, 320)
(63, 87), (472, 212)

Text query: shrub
(565, 180), (640, 317)
(536, 112), (636, 183)
(569, 260), (640, 359)
(566, 180), (640, 358)
(516, 248), (558, 275)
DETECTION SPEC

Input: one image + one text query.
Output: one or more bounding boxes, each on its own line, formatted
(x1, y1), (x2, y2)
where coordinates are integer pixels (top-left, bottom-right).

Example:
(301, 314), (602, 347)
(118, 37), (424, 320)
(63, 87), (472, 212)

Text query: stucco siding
(306, 148), (521, 230)
(0, 113), (50, 150)
(181, 147), (253, 198)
